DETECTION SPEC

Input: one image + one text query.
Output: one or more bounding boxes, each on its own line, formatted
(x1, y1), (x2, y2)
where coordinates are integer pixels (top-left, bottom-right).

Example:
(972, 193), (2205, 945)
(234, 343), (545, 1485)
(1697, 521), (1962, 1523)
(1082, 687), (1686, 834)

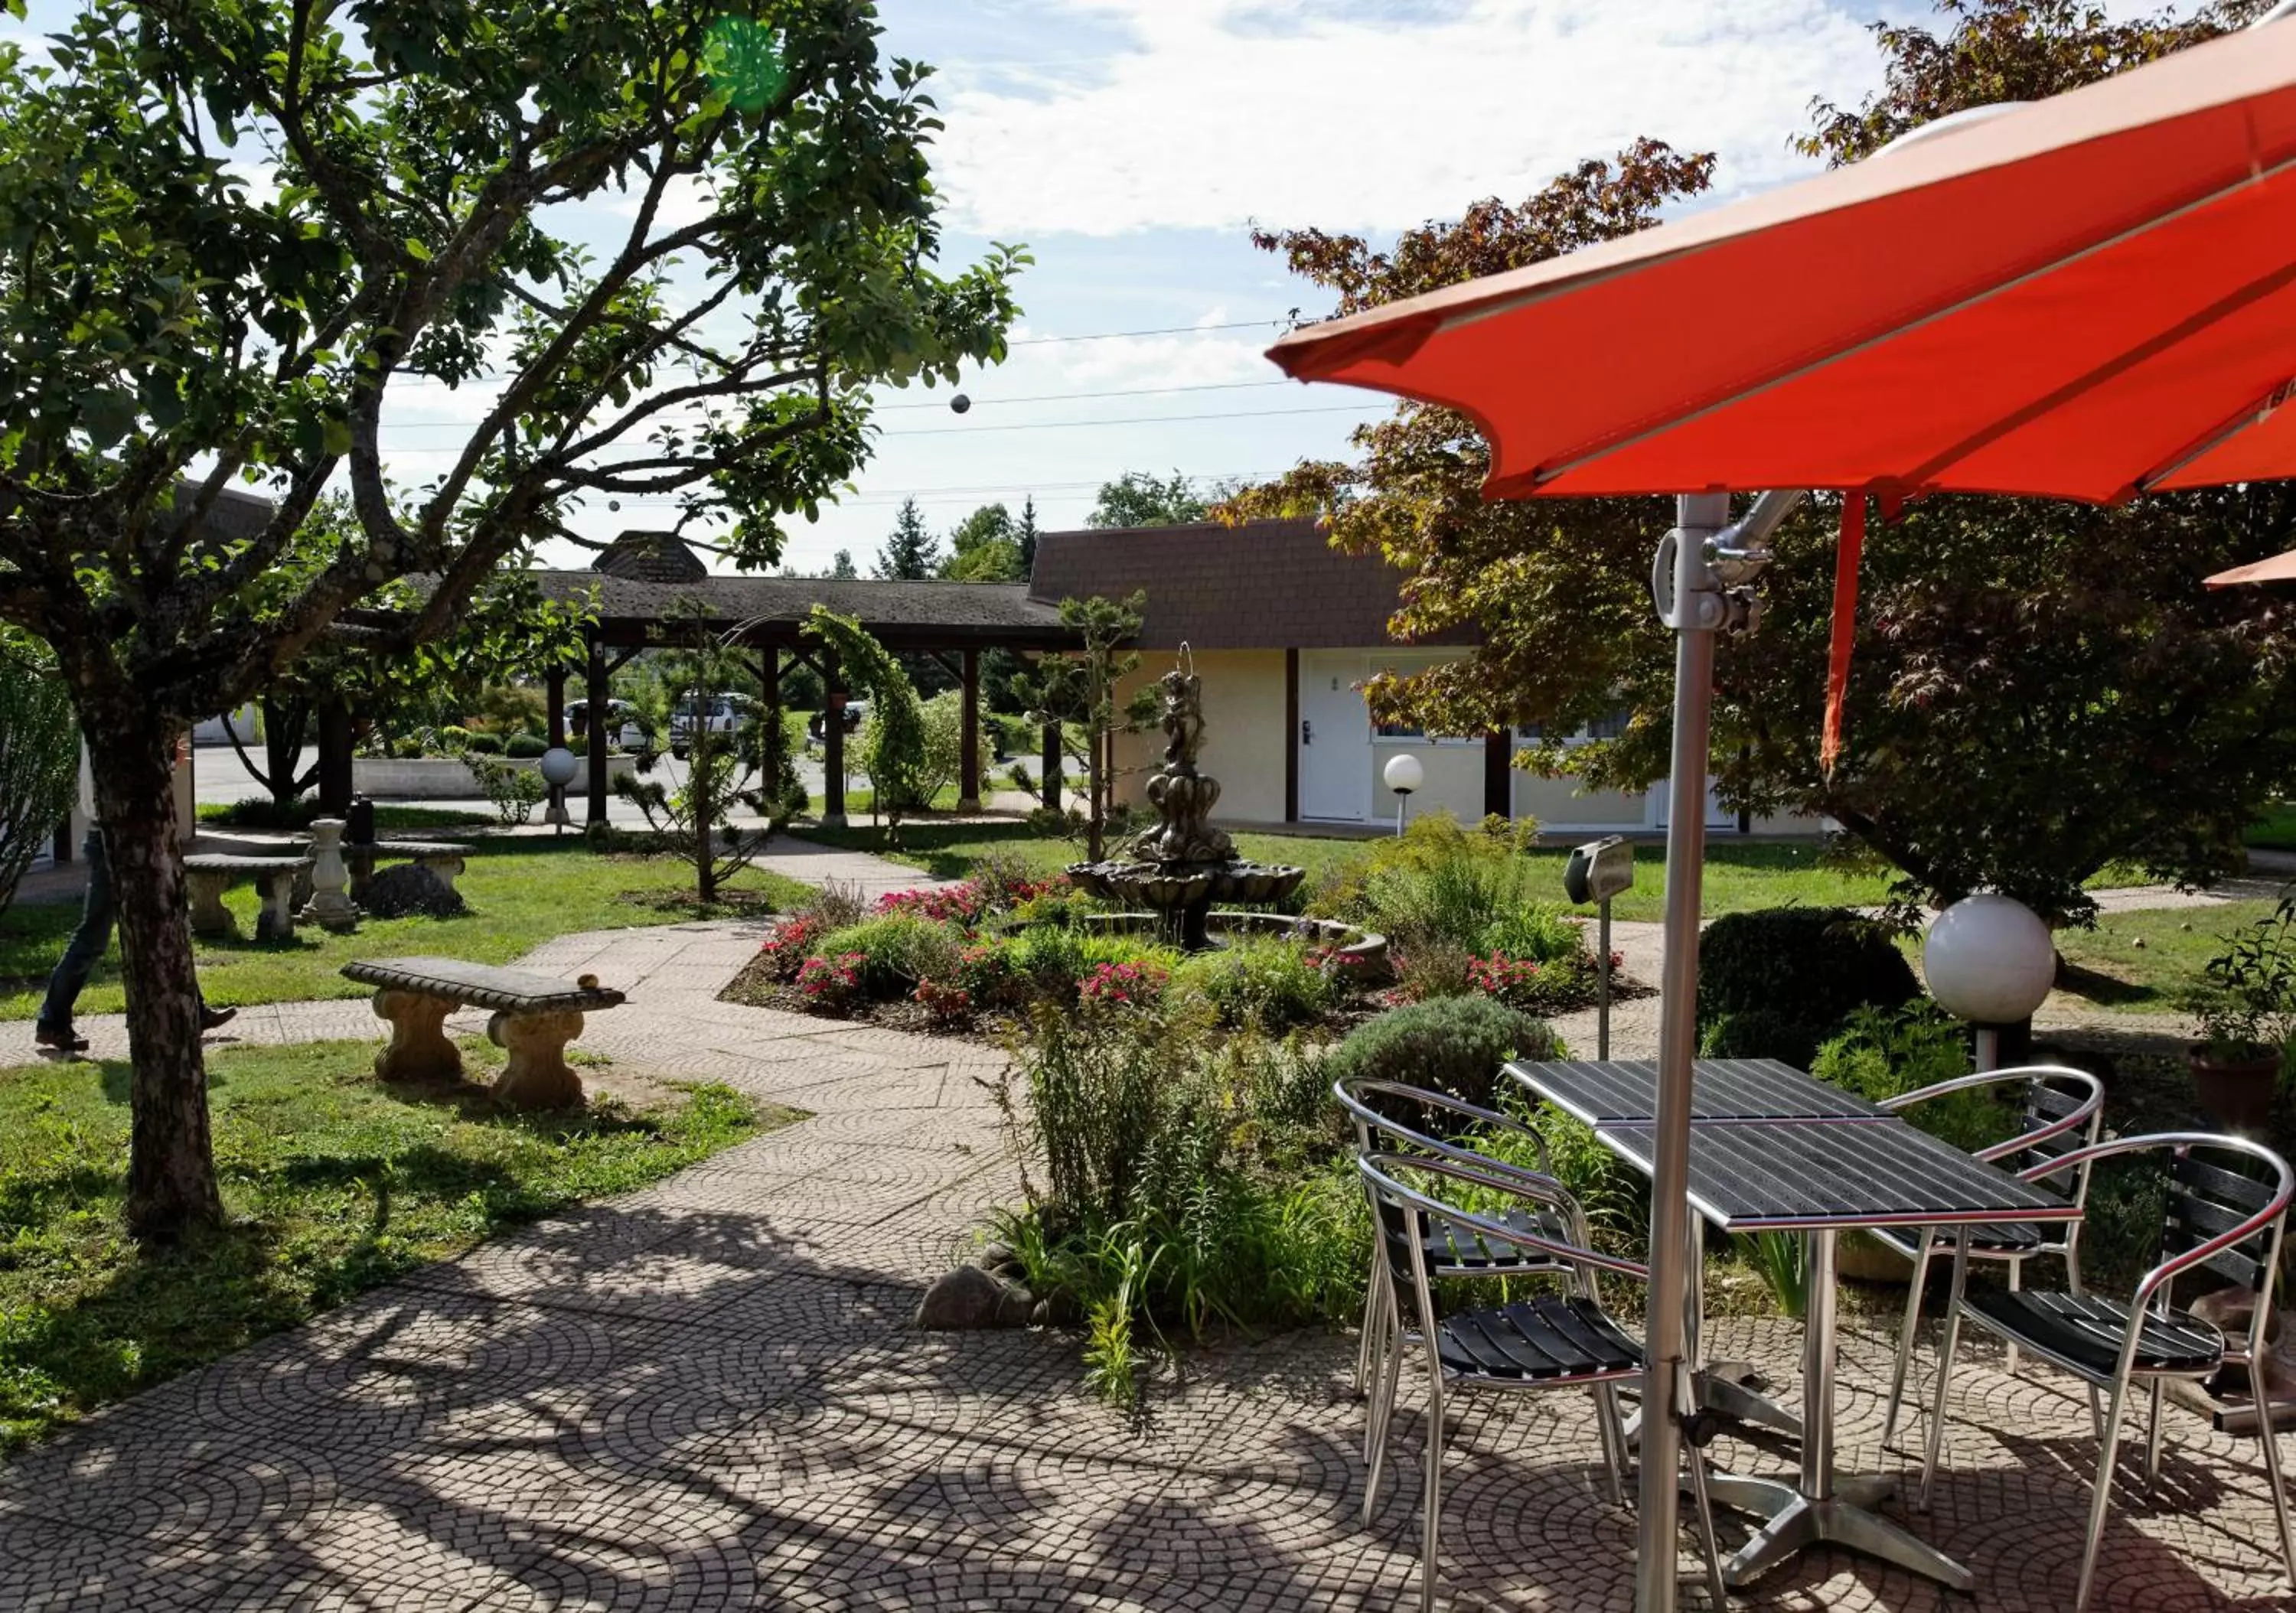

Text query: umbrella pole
(1636, 492), (1733, 1613)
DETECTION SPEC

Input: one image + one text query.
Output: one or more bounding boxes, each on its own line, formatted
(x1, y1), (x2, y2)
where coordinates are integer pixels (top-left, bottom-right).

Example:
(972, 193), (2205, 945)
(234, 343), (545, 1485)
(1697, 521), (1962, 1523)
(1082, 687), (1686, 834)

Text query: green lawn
(0, 1038), (784, 1451)
(2249, 803), (2296, 851)
(795, 821), (1897, 921)
(2050, 900), (2272, 1015)
(0, 840), (813, 1020)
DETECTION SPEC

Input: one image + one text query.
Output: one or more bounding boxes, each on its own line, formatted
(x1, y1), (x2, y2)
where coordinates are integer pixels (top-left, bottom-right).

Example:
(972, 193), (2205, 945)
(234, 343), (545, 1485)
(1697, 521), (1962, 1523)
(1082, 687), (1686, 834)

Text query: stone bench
(344, 840), (477, 902)
(340, 956), (625, 1110)
(184, 854), (311, 942)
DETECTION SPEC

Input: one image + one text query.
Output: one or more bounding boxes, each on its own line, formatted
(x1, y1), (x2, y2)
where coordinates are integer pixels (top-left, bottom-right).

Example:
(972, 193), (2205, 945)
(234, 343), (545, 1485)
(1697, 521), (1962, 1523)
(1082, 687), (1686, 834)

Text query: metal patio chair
(1356, 1151), (1730, 1612)
(1918, 1132), (2296, 1611)
(1334, 1077), (1571, 1421)
(1872, 1064), (2106, 1445)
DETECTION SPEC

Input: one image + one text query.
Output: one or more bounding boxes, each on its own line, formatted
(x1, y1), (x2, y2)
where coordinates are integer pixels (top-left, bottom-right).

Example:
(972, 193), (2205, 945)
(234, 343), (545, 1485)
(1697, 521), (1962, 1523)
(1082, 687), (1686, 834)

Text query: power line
(366, 398), (1369, 445)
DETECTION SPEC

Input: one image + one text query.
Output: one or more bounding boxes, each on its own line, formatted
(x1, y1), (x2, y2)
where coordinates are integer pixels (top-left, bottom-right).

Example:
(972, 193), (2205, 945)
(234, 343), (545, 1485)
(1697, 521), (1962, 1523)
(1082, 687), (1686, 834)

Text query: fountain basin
(1065, 859), (1306, 951)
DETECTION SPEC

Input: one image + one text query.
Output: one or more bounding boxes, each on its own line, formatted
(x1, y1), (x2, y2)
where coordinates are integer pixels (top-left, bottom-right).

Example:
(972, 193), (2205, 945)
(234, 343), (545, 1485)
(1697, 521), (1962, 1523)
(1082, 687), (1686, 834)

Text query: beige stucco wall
(1512, 771), (1649, 829)
(1372, 740), (1486, 826)
(1112, 650), (1289, 825)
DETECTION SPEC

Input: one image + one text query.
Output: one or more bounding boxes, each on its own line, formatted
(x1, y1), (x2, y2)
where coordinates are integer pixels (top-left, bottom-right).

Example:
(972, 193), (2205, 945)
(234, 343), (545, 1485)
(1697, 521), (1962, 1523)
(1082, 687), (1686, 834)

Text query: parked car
(566, 697), (647, 750)
(806, 699), (869, 742)
(669, 692), (756, 758)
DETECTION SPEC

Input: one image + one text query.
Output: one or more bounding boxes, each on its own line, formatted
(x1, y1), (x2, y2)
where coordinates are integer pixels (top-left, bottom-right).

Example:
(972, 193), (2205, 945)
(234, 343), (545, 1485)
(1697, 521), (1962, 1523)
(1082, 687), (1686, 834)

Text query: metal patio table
(1504, 1057), (1896, 1442)
(1596, 1113), (2079, 1591)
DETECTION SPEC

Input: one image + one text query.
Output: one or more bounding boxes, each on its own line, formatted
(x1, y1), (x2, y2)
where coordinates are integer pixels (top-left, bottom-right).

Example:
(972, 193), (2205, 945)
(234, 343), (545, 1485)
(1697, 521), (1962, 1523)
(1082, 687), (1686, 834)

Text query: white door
(1648, 775), (1737, 830)
(1298, 651), (1372, 821)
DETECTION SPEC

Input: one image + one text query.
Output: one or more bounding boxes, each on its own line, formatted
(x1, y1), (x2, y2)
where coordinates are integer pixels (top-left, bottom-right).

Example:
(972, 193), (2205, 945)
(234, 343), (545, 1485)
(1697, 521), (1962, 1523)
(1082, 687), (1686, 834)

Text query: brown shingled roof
(536, 571), (1078, 651)
(1026, 518), (1474, 650)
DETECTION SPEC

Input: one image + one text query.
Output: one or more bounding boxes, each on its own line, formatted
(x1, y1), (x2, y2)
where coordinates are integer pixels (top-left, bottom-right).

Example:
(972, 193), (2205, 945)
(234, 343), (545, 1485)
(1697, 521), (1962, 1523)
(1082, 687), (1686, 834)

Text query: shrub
(1695, 906), (1919, 1067)
(914, 977), (974, 1026)
(797, 951), (866, 1010)
(954, 939), (1026, 1008)
(465, 754), (545, 825)
(1466, 949), (1601, 1015)
(874, 881), (991, 928)
(208, 795), (321, 830)
(0, 664), (77, 919)
(1172, 940), (1336, 1034)
(1323, 995), (1561, 1111)
(758, 914), (827, 982)
(797, 878), (867, 930)
(812, 915), (965, 997)
(1812, 1002), (2004, 1153)
(915, 688), (999, 803)
(1391, 940), (1477, 1004)
(1080, 960), (1169, 1009)
(461, 731), (505, 755)
(505, 733), (550, 759)
(1479, 903), (1586, 965)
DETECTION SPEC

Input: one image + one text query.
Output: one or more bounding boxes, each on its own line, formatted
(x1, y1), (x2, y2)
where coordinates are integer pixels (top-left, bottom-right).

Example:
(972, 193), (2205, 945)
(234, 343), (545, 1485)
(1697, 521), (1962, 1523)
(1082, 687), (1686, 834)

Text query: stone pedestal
(299, 820), (360, 931)
(489, 1009), (586, 1110)
(370, 989), (461, 1083)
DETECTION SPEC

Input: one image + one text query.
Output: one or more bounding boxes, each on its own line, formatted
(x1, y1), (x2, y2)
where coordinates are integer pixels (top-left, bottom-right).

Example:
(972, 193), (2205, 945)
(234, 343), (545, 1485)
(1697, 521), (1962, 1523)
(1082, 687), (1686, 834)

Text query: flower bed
(719, 872), (1375, 1038)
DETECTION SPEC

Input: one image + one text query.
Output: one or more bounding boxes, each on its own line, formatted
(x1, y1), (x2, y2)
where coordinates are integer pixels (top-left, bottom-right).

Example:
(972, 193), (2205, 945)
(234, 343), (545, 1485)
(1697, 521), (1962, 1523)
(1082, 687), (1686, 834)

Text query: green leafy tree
(830, 549), (859, 580)
(804, 606), (927, 842)
(1088, 471), (1208, 530)
(941, 501), (1022, 580)
(1234, 5), (2296, 927)
(875, 497), (942, 578)
(0, 1), (1021, 1237)
(0, 630), (79, 917)
(1023, 593), (1150, 861)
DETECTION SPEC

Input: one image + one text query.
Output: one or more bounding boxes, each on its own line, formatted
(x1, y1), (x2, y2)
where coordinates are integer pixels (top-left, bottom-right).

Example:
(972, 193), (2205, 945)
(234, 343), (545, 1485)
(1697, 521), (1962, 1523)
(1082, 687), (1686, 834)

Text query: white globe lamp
(1383, 752), (1425, 836)
(1924, 893), (2056, 1069)
(539, 745), (580, 831)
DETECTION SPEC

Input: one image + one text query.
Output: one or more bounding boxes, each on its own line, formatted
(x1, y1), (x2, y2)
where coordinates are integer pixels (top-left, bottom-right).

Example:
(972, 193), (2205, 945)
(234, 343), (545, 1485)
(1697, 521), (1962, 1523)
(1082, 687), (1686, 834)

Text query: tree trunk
(84, 706), (224, 1239)
(1086, 719), (1105, 862)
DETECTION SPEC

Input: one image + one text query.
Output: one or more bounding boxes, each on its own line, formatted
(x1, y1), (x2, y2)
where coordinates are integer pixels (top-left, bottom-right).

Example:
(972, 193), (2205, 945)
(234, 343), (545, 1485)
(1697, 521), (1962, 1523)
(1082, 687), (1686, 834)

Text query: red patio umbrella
(1269, 17), (2296, 1613)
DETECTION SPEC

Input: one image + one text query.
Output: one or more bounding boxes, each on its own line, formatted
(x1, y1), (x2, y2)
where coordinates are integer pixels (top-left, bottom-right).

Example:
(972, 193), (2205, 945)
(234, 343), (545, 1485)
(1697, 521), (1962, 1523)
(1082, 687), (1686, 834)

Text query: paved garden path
(5, 920), (2291, 1611)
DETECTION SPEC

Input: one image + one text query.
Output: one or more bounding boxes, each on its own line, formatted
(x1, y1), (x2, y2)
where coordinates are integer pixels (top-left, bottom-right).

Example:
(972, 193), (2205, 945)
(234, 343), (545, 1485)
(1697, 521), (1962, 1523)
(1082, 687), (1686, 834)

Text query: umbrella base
(1704, 1472), (1974, 1592)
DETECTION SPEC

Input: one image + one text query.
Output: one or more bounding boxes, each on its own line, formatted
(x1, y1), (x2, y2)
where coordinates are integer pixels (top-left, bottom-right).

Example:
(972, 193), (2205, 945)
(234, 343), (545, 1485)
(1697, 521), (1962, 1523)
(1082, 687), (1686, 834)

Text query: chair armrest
(1880, 1064), (2100, 1162)
(1334, 1077), (1552, 1175)
(1361, 1151), (1641, 1281)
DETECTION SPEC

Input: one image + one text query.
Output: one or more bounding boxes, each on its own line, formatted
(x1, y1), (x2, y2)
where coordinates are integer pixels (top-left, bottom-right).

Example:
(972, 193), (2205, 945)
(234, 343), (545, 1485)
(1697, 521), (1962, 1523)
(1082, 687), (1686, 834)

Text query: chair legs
(1881, 1227), (1936, 1447)
(2254, 1386), (2296, 1591)
(1356, 1258), (1386, 1399)
(1919, 1234), (1970, 1512)
(2074, 1378), (2131, 1613)
(1419, 1367), (1446, 1613)
(1363, 1318), (1405, 1527)
(2004, 1256), (2023, 1377)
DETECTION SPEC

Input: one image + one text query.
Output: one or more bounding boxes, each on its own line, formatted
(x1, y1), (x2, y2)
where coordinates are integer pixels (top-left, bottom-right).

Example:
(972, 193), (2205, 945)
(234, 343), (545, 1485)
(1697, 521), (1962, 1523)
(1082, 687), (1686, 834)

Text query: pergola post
(958, 647), (982, 811)
(585, 635), (609, 825)
(821, 645), (846, 829)
(1040, 720), (1061, 812)
(546, 666), (567, 748)
(316, 698), (354, 816)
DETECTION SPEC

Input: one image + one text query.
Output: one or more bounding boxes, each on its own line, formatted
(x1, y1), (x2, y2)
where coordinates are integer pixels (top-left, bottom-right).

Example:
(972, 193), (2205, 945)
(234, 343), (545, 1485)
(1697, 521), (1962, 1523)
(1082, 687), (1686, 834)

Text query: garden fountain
(1065, 650), (1306, 951)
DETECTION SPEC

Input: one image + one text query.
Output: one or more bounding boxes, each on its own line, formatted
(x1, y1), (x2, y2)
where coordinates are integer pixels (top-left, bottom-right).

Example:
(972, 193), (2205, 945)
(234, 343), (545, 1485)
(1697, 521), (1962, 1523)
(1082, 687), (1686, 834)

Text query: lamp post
(1923, 893), (2056, 1070)
(539, 746), (581, 835)
(1383, 751), (1423, 837)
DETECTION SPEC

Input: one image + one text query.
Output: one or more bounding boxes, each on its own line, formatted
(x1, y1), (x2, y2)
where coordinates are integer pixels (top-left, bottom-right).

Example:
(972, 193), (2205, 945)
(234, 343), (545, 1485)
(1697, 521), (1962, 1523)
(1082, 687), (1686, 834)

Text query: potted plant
(2185, 895), (2296, 1133)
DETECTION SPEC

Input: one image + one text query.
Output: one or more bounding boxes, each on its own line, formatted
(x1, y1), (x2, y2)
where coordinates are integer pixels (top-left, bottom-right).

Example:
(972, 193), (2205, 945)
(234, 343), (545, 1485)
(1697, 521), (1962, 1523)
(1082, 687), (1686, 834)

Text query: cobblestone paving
(5, 921), (2294, 1610)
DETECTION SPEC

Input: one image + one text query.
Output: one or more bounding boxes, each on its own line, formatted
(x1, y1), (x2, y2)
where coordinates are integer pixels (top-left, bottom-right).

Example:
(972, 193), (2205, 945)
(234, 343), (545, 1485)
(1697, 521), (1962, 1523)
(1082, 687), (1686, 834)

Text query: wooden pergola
(532, 568), (1086, 826)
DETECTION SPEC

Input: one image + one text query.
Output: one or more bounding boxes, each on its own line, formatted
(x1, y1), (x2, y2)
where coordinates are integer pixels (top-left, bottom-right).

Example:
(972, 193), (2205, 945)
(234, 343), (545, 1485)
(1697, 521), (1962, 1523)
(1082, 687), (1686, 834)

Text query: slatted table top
(1595, 1116), (2078, 1232)
(340, 956), (624, 1013)
(1505, 1057), (1888, 1125)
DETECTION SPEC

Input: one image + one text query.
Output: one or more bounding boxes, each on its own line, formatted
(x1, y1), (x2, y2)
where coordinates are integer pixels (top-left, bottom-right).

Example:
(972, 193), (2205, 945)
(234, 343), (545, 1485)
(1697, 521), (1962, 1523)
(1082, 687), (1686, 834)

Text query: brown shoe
(199, 1005), (239, 1032)
(34, 1023), (89, 1052)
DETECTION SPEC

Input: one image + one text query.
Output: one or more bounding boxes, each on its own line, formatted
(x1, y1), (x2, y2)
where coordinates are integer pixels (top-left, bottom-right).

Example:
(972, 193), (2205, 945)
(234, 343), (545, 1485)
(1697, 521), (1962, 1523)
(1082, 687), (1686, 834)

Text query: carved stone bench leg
(187, 871), (236, 937)
(415, 853), (467, 896)
(488, 1009), (585, 1110)
(371, 989), (461, 1083)
(253, 869), (298, 943)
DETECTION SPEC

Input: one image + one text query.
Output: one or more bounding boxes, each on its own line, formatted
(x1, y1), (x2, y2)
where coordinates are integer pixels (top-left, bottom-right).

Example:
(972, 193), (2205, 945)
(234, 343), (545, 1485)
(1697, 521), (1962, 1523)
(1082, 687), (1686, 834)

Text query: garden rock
(916, 1263), (1032, 1330)
(361, 862), (469, 920)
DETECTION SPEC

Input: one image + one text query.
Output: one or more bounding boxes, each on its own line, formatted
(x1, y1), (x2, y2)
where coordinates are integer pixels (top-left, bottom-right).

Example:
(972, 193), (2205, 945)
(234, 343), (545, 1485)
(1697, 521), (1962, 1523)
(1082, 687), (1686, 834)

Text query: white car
(670, 692), (755, 758)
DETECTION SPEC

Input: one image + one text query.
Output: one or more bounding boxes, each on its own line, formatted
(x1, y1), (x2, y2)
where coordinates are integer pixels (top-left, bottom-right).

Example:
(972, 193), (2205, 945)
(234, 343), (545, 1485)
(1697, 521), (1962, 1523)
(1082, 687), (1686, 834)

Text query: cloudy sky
(2, 1), (2174, 570)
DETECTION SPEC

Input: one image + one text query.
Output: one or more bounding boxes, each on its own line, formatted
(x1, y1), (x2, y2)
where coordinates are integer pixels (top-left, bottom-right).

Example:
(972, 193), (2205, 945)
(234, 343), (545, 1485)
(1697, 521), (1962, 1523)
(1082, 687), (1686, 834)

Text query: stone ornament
(298, 819), (360, 931)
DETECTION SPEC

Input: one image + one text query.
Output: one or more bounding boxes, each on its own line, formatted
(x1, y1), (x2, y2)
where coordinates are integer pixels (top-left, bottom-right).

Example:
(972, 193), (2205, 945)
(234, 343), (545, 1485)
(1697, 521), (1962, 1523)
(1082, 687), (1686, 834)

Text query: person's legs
(35, 828), (113, 1046)
(34, 829), (231, 1046)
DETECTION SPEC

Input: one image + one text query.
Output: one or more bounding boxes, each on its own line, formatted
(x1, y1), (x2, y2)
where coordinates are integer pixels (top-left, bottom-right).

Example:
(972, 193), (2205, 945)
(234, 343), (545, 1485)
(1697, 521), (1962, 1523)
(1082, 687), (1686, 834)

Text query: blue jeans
(37, 828), (207, 1035)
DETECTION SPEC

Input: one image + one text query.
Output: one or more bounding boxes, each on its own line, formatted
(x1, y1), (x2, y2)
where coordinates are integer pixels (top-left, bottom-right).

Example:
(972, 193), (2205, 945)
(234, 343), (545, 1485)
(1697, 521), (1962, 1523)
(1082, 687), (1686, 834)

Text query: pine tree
(1017, 496), (1041, 577)
(874, 497), (942, 578)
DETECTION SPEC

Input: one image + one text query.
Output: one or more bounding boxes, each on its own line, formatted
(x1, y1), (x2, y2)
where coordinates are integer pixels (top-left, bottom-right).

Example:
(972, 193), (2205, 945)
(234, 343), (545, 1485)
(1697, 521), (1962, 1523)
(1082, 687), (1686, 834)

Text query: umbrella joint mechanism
(1651, 489), (1800, 639)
